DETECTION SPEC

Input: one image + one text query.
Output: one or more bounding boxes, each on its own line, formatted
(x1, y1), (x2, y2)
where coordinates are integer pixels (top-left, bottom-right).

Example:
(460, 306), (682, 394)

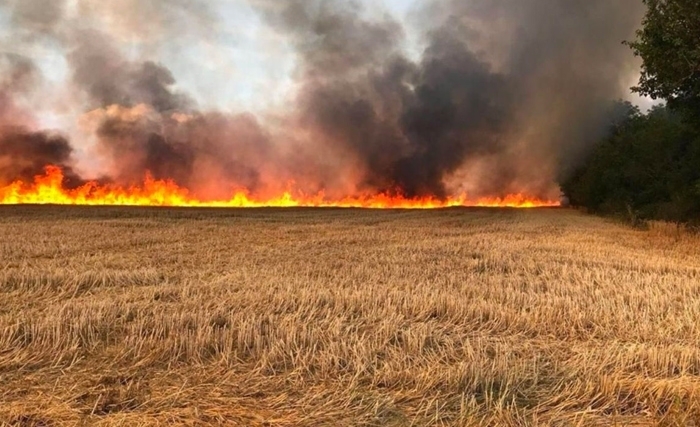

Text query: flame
(0, 166), (560, 209)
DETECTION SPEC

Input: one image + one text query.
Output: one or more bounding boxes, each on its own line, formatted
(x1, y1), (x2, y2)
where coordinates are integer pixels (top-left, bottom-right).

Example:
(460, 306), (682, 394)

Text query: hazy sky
(0, 0), (652, 128)
(0, 1), (419, 113)
(170, 0), (422, 112)
(194, 0), (655, 112)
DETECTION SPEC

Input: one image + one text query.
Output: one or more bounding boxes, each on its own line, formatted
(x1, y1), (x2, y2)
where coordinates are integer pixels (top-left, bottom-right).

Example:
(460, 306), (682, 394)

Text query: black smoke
(0, 0), (647, 200)
(0, 127), (83, 186)
(250, 0), (645, 198)
(0, 53), (81, 186)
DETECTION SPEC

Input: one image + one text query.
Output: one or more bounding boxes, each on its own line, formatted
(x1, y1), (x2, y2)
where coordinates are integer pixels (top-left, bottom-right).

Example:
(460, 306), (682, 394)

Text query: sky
(172, 0), (654, 113)
(0, 0), (431, 178)
(163, 0), (423, 113)
(0, 0), (653, 128)
(0, 1), (405, 119)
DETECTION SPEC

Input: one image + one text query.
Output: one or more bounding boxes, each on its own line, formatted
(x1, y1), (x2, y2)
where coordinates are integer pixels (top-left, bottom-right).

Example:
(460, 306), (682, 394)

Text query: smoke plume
(0, 0), (646, 200)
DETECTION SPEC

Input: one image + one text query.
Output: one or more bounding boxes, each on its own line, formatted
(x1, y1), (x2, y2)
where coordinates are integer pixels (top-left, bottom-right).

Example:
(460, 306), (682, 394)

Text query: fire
(0, 166), (560, 209)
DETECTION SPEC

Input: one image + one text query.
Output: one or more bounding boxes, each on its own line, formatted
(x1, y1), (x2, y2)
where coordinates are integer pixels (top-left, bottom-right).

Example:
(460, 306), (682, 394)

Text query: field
(1, 207), (700, 426)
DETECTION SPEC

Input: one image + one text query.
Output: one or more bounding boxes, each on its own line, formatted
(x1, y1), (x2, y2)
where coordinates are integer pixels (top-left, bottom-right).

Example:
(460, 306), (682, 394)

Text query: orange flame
(0, 166), (560, 209)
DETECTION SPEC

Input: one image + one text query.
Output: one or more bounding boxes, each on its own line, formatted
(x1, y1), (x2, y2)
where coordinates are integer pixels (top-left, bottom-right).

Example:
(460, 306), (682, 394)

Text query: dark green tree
(562, 104), (700, 222)
(626, 0), (700, 110)
(562, 0), (700, 223)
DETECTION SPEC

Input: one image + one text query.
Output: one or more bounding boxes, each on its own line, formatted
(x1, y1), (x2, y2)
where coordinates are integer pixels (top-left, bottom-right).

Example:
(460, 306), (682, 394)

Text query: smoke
(0, 127), (84, 186)
(251, 0), (645, 198)
(0, 53), (38, 123)
(0, 0), (646, 200)
(6, 0), (65, 36)
(68, 32), (193, 113)
(0, 53), (78, 186)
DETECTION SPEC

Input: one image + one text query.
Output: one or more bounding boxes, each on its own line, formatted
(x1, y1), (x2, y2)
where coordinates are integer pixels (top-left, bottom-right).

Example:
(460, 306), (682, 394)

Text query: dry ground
(1, 207), (700, 426)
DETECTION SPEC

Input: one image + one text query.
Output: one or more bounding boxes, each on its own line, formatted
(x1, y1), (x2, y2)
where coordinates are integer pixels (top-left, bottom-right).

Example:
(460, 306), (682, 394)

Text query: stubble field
(1, 207), (700, 426)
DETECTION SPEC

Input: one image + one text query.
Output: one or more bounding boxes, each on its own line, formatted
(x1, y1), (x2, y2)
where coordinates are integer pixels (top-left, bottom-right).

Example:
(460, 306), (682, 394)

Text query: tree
(626, 0), (700, 109)
(562, 1), (700, 223)
(561, 104), (700, 223)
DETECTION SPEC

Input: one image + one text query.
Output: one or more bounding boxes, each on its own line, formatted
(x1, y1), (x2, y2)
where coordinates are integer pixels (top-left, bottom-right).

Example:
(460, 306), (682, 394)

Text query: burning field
(0, 166), (559, 209)
(4, 0), (700, 426)
(1, 207), (700, 425)
(0, 1), (646, 207)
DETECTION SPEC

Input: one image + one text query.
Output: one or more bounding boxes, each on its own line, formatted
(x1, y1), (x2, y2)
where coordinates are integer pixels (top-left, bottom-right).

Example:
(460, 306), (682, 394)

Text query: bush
(561, 104), (700, 223)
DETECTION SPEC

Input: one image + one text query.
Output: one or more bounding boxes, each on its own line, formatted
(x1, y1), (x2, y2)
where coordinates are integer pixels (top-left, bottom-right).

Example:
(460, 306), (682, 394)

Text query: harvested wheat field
(1, 207), (700, 426)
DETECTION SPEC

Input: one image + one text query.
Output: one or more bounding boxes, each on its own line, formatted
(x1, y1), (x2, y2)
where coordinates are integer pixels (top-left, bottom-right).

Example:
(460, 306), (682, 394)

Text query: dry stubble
(1, 207), (699, 426)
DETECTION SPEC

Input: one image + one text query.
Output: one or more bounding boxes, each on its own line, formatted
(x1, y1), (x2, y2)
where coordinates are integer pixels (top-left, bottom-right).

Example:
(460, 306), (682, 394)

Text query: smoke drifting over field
(0, 0), (645, 200)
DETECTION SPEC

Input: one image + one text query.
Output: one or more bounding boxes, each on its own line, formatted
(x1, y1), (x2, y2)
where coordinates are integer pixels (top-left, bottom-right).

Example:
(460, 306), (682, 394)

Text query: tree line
(561, 0), (700, 224)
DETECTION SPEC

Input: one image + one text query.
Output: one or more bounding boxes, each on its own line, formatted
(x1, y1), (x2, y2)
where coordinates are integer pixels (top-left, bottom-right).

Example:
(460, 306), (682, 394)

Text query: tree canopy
(561, 103), (700, 223)
(562, 0), (700, 223)
(627, 0), (700, 108)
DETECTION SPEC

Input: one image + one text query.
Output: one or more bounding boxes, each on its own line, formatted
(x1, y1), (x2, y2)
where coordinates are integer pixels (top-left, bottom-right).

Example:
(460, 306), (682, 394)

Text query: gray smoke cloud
(0, 0), (646, 200)
(68, 31), (194, 113)
(250, 0), (645, 198)
(0, 52), (79, 186)
(0, 127), (84, 187)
